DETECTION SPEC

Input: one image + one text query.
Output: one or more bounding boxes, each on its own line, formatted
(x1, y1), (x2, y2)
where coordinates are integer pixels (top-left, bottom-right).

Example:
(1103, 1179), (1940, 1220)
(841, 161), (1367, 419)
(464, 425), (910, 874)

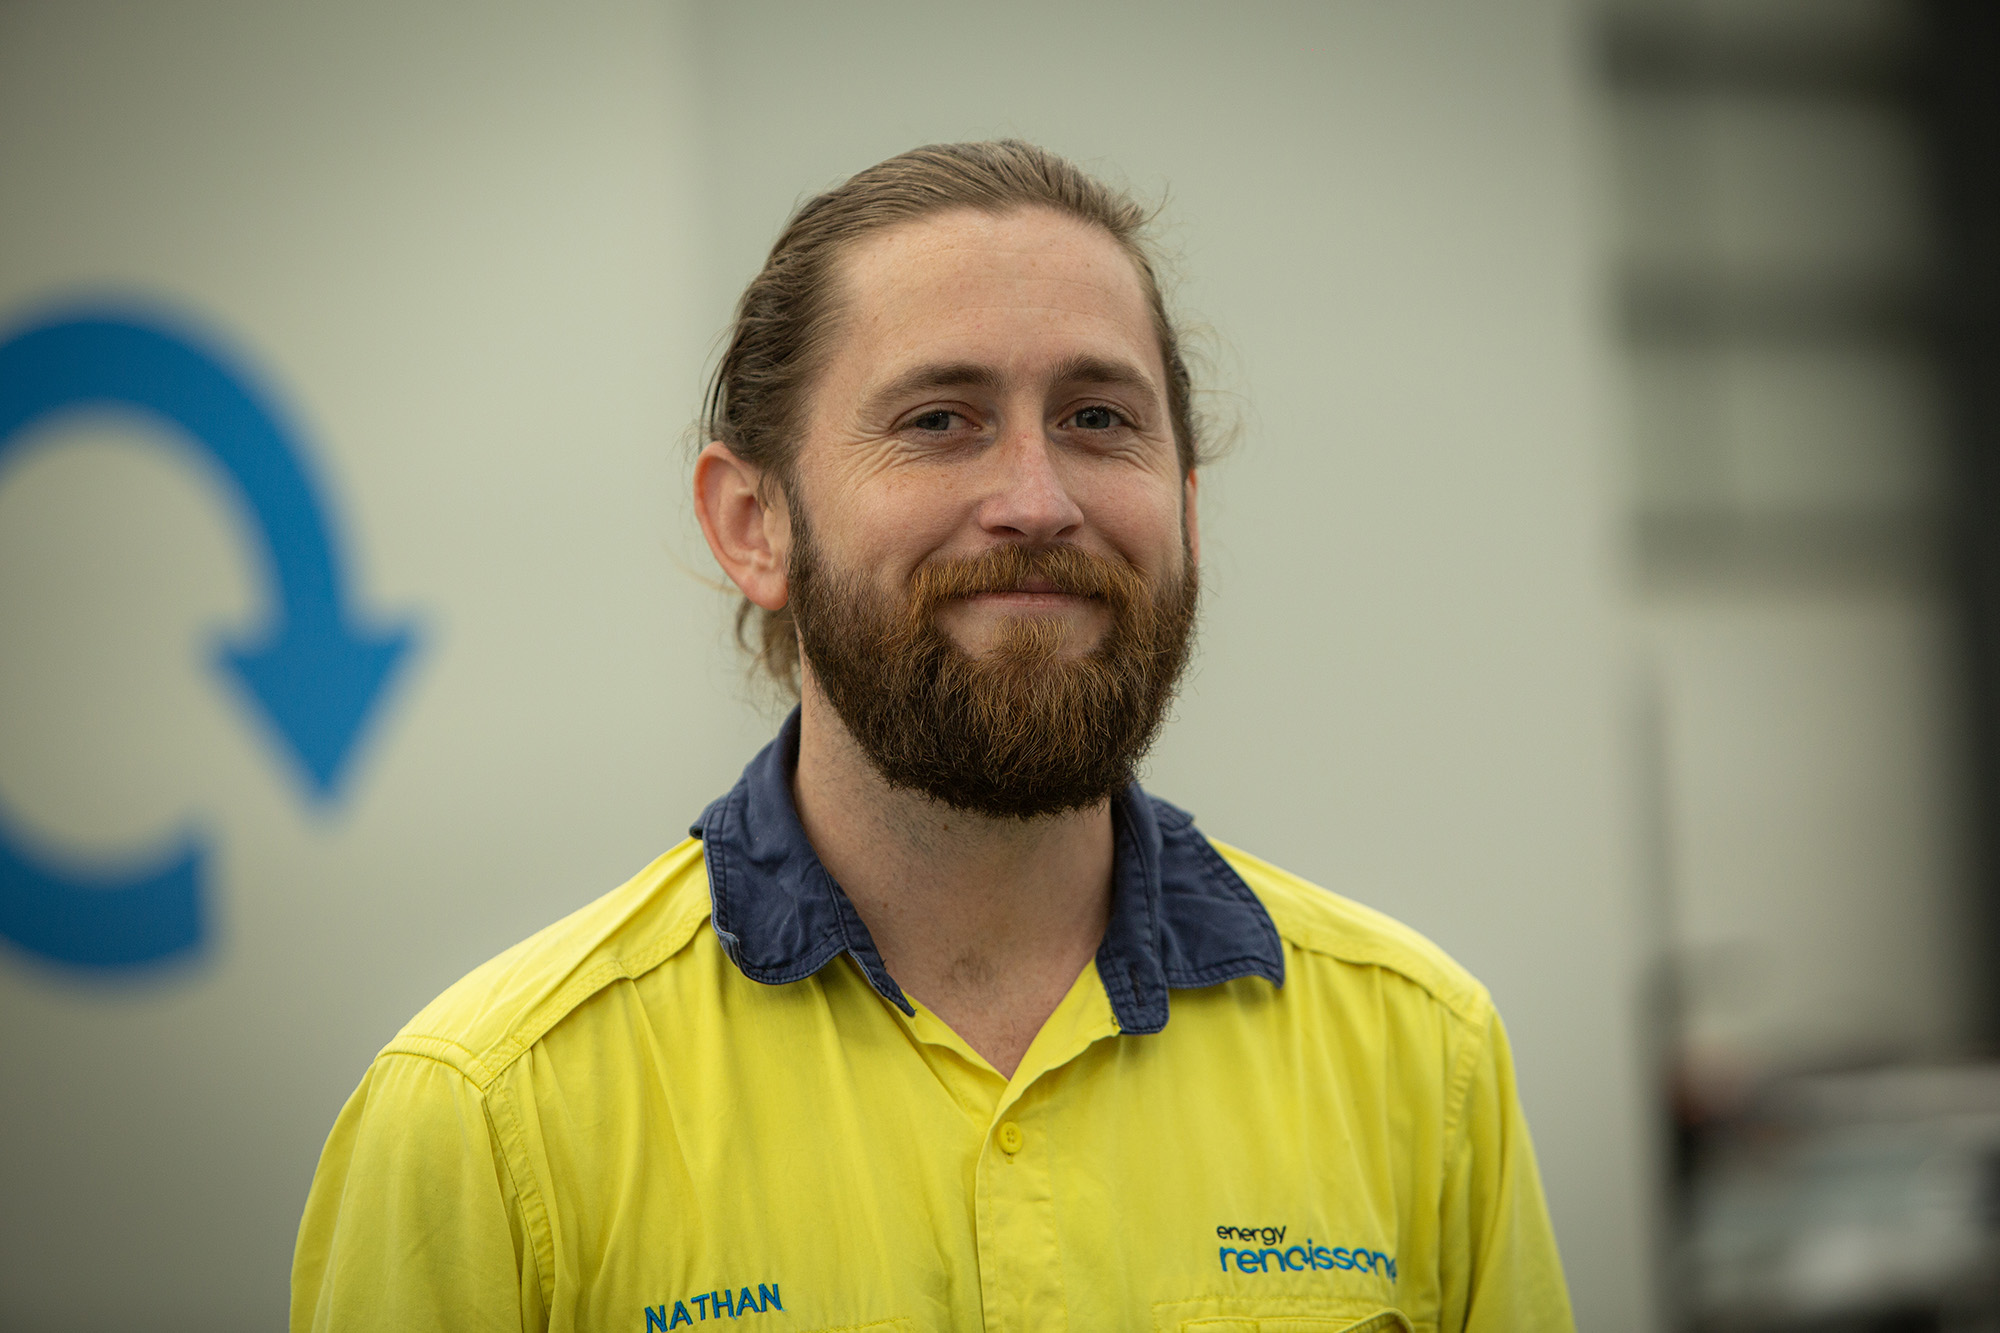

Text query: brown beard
(788, 514), (1198, 819)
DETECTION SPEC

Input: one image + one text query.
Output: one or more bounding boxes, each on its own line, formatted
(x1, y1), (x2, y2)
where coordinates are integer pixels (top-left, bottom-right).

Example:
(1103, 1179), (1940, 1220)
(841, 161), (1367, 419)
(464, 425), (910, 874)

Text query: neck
(789, 676), (1115, 1078)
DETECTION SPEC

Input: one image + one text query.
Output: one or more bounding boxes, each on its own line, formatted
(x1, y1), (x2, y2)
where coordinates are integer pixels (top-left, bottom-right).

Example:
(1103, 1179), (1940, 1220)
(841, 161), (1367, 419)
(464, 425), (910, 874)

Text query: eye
(906, 408), (961, 432)
(1068, 405), (1126, 431)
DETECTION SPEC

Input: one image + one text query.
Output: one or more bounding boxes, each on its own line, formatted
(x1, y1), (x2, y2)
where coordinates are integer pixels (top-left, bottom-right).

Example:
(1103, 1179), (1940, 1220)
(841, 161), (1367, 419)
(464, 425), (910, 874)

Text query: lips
(962, 587), (1097, 604)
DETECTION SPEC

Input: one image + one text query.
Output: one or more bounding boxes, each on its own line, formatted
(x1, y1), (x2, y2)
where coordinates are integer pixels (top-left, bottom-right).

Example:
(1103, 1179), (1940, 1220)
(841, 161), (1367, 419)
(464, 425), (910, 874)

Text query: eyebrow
(860, 354), (1163, 419)
(1048, 354), (1161, 405)
(864, 362), (1002, 413)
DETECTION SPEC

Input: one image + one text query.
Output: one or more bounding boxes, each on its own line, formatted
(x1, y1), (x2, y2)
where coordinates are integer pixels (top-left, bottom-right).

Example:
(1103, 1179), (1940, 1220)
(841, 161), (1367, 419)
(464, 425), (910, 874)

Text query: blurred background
(0, 1), (1992, 1329)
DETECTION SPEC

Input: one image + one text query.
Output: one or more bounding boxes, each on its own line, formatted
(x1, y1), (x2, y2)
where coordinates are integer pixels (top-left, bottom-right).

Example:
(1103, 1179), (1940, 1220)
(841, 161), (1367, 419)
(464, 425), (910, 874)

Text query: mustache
(905, 545), (1146, 612)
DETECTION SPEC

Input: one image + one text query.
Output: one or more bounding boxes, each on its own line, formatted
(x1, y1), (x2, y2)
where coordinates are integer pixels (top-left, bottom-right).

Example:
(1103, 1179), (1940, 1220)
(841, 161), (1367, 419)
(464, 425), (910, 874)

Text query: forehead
(825, 206), (1164, 390)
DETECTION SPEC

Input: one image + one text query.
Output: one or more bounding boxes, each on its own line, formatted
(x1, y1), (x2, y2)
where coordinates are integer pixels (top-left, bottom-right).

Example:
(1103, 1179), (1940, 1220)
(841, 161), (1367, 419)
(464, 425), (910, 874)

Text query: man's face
(781, 206), (1199, 817)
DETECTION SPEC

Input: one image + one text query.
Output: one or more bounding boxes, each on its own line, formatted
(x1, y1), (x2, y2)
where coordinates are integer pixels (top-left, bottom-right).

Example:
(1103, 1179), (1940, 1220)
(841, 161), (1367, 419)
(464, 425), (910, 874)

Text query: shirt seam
(1265, 923), (1486, 1026)
(484, 1077), (559, 1304)
(1440, 996), (1493, 1146)
(1213, 842), (1482, 1023)
(379, 1032), (497, 1085)
(388, 912), (709, 1091)
(1161, 956), (1285, 988)
(362, 1048), (558, 1303)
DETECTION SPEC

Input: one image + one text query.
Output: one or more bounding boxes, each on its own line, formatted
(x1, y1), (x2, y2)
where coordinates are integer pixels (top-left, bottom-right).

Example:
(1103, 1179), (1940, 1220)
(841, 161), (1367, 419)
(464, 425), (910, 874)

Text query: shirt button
(997, 1121), (1024, 1154)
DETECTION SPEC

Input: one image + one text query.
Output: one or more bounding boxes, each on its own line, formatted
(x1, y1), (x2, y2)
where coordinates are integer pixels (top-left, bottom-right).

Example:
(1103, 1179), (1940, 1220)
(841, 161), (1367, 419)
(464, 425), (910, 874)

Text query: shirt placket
(969, 969), (1122, 1333)
(974, 1085), (1064, 1333)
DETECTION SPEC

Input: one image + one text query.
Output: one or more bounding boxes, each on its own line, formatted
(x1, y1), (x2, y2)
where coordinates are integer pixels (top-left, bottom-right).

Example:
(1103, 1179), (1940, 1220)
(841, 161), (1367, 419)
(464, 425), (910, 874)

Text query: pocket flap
(1179, 1312), (1415, 1332)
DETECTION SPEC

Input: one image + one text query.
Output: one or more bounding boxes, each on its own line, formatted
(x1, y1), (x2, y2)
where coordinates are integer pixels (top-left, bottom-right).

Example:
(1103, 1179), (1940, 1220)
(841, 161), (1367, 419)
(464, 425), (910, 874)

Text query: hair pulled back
(703, 139), (1203, 692)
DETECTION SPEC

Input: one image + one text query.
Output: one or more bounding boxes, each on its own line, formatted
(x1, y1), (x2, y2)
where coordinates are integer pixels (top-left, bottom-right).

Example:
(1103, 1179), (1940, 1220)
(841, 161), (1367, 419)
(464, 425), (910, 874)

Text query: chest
(518, 975), (1451, 1333)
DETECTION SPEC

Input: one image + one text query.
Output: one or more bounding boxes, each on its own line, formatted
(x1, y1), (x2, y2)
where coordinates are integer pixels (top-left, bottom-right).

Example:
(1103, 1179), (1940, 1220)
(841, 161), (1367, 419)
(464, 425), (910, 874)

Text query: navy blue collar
(690, 710), (1284, 1035)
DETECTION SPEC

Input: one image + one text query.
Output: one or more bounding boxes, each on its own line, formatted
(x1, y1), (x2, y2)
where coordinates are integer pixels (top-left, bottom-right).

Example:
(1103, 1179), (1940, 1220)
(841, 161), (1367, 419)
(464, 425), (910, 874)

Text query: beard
(787, 514), (1198, 820)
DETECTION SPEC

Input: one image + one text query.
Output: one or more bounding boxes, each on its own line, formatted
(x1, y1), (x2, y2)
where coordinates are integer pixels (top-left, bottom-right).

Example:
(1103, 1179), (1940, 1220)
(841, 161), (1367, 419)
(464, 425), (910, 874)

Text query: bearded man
(292, 141), (1574, 1333)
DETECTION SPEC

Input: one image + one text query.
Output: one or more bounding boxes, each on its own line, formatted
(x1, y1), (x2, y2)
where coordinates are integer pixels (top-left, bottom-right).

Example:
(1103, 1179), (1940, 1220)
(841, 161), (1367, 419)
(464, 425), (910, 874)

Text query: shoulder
(380, 837), (713, 1088)
(1210, 838), (1492, 1031)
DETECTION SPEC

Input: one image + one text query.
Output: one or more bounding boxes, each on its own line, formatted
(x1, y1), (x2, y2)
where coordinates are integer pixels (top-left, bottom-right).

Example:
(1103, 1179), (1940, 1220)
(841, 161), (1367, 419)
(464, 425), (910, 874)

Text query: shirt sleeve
(1439, 1007), (1576, 1333)
(291, 1051), (546, 1333)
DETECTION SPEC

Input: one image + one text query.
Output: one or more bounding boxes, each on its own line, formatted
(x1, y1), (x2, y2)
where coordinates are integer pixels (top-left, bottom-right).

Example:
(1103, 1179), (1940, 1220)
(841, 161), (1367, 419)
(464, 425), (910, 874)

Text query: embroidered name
(1220, 1240), (1396, 1282)
(644, 1284), (782, 1329)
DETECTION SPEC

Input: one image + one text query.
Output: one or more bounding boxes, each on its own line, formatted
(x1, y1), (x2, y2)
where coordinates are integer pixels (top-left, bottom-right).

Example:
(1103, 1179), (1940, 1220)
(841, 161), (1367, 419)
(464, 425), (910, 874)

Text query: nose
(976, 425), (1084, 544)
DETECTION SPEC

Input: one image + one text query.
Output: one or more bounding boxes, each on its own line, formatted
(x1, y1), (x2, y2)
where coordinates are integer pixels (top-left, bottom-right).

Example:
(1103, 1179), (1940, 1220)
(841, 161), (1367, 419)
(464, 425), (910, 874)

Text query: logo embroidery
(644, 1283), (783, 1329)
(1215, 1224), (1396, 1282)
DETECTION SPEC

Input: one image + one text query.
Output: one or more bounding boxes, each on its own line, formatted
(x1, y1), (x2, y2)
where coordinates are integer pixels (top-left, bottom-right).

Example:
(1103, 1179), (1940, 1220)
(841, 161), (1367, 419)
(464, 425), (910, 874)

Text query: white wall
(0, 4), (1655, 1329)
(0, 6), (744, 1328)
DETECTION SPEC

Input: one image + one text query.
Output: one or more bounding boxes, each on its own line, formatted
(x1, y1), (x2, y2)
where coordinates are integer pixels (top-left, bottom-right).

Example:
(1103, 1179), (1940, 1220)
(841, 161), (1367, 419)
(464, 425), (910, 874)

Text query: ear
(1183, 469), (1201, 566)
(694, 441), (792, 611)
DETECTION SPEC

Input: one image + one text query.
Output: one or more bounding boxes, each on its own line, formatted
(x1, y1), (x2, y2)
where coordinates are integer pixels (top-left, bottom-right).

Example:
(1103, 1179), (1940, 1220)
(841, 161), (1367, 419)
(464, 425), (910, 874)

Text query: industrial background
(1, 2), (1994, 1330)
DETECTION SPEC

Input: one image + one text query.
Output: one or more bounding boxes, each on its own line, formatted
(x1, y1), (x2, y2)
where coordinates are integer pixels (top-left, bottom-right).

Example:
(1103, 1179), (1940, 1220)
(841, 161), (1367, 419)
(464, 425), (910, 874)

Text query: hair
(702, 139), (1206, 693)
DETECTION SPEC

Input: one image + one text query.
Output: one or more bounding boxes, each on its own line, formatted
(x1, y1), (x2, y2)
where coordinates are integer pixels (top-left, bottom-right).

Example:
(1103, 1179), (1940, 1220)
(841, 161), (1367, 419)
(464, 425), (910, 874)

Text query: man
(293, 141), (1574, 1332)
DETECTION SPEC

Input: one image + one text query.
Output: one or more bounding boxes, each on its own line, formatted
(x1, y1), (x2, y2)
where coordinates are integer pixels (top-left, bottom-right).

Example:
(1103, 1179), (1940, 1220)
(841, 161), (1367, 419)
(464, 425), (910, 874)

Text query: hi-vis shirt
(293, 714), (1574, 1333)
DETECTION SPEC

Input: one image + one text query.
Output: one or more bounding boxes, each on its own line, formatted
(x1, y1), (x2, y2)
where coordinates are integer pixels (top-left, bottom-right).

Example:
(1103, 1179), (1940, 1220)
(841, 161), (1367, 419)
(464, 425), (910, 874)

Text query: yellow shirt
(293, 721), (1572, 1333)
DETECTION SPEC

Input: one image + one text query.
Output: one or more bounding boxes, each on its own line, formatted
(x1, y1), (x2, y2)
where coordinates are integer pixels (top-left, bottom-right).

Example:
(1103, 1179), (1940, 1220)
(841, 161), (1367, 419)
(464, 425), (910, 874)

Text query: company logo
(1217, 1222), (1290, 1247)
(645, 1282), (783, 1328)
(0, 306), (420, 971)
(1215, 1224), (1397, 1281)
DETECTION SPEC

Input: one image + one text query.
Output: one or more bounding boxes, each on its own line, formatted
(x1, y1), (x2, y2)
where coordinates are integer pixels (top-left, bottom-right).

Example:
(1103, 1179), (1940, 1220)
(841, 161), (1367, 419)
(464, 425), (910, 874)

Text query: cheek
(809, 472), (968, 578)
(1085, 476), (1187, 570)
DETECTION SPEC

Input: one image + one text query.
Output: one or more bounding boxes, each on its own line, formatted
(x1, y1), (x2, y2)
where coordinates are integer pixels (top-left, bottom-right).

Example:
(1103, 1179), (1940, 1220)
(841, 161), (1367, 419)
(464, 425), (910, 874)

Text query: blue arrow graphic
(0, 308), (420, 968)
(0, 823), (204, 971)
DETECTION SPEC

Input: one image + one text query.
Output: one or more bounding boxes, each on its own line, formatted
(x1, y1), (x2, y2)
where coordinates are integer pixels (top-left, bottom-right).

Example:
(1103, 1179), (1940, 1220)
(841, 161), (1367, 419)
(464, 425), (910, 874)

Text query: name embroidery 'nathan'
(644, 1284), (783, 1329)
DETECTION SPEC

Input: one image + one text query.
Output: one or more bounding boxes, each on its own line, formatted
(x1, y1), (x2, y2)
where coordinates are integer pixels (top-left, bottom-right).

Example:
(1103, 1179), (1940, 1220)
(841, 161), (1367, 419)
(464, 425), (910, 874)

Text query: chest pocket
(1177, 1314), (1415, 1333)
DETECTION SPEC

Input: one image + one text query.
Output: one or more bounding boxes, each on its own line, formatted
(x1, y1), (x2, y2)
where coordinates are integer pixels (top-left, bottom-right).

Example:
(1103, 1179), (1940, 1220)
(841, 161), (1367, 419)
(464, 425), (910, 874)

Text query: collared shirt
(293, 714), (1574, 1333)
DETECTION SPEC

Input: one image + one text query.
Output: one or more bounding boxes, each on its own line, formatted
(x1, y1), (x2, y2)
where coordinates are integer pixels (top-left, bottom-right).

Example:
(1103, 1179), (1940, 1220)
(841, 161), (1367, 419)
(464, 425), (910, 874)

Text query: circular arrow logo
(0, 308), (420, 970)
